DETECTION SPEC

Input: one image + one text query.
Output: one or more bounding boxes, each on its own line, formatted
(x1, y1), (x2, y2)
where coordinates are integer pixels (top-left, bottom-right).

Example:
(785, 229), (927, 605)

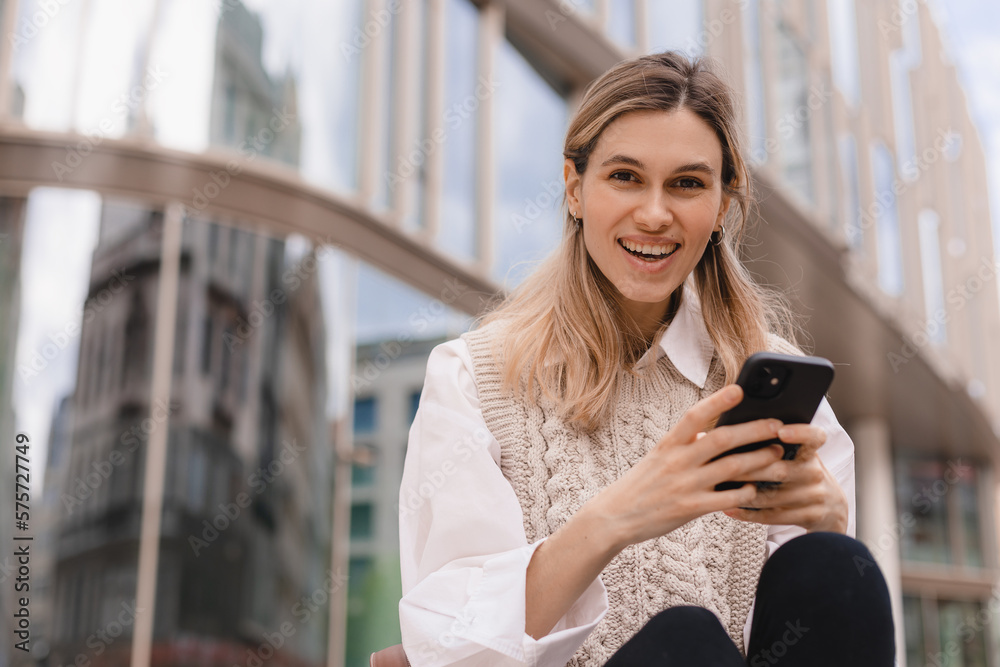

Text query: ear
(564, 158), (582, 217)
(715, 193), (732, 228)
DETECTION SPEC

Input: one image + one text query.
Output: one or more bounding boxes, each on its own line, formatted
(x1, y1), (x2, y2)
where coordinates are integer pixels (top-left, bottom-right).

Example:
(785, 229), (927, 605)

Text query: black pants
(604, 532), (895, 666)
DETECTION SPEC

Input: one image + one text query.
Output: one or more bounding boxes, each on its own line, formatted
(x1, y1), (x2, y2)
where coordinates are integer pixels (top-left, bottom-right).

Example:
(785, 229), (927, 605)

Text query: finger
(669, 385), (744, 444)
(698, 418), (783, 464)
(777, 424), (827, 460)
(737, 471), (831, 510)
(699, 482), (759, 514)
(698, 443), (784, 488)
(751, 455), (826, 489)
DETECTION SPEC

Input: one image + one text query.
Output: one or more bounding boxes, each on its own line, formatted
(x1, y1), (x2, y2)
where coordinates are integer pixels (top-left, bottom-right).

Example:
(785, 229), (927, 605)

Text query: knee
(611, 606), (740, 665)
(767, 532), (874, 571)
(752, 534), (896, 662)
(644, 606), (726, 639)
(760, 532), (890, 599)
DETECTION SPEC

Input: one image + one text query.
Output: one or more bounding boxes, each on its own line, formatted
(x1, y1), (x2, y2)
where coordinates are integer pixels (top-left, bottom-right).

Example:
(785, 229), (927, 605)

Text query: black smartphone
(711, 352), (834, 492)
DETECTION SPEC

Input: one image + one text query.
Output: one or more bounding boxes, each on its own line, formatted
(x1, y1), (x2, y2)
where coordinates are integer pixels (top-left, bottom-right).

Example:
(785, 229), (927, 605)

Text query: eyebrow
(600, 154), (717, 178)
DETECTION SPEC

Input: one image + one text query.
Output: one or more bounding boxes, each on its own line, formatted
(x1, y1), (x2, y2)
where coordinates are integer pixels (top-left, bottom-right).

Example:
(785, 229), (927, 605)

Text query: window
(743, 0), (767, 164)
(871, 141), (904, 295)
(437, 0), (479, 262)
(374, 12), (399, 213)
(219, 325), (232, 393)
(352, 445), (377, 487)
(97, 326), (109, 398)
(224, 83), (237, 144)
(208, 223), (219, 261)
(895, 457), (985, 568)
(889, 9), (920, 177)
(401, 1), (428, 233)
(187, 444), (208, 512)
(839, 135), (863, 248)
(827, 0), (861, 107)
(173, 299), (186, 376)
(904, 595), (991, 667)
(348, 556), (373, 595)
(903, 595), (924, 667)
(492, 38), (568, 286)
(968, 302), (986, 401)
(350, 503), (374, 539)
(917, 210), (947, 345)
(90, 327), (102, 402)
(948, 152), (968, 243)
(227, 226), (239, 275)
(352, 463), (375, 487)
(124, 291), (148, 386)
(239, 347), (249, 401)
(937, 599), (990, 665)
(774, 22), (813, 203)
(353, 396), (377, 434)
(201, 315), (213, 374)
(409, 389), (421, 425)
(607, 0), (636, 49)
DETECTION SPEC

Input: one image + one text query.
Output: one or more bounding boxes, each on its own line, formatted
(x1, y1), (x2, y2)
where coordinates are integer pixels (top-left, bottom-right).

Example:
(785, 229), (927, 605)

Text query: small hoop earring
(572, 213), (582, 226)
(710, 226), (725, 245)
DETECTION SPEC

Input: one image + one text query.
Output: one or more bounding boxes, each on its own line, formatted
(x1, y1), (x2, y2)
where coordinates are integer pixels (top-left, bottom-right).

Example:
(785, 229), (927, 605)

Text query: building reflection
(35, 1), (332, 665)
(0, 197), (27, 663)
(345, 336), (447, 666)
(44, 206), (331, 666)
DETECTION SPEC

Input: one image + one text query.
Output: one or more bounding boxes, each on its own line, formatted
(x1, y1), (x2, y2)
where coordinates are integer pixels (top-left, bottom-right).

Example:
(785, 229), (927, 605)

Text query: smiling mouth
(618, 239), (680, 261)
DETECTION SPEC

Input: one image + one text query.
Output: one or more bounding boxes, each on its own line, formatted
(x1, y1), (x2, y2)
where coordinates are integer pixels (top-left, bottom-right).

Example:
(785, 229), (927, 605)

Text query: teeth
(621, 239), (677, 256)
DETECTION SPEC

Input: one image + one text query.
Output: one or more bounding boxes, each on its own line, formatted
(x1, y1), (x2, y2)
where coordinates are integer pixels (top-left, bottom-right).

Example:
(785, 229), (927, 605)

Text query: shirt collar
(635, 281), (715, 388)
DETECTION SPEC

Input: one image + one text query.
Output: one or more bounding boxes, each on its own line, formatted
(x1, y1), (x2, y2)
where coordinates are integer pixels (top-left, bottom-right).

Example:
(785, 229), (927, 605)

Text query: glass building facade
(1, 1), (1000, 666)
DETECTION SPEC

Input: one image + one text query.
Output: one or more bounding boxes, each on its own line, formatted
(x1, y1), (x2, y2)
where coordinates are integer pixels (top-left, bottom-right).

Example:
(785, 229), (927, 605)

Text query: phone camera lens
(748, 365), (788, 399)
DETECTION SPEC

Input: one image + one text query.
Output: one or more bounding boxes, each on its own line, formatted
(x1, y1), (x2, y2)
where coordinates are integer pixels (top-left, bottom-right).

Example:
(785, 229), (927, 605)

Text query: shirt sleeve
(741, 396), (857, 652)
(398, 338), (608, 666)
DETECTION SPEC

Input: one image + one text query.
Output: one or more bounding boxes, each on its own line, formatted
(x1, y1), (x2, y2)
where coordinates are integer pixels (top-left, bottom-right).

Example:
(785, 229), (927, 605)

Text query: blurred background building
(1, 1), (999, 666)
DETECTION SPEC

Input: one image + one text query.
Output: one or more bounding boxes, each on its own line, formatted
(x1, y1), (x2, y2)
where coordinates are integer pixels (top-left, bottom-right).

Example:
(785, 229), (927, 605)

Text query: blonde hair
(475, 51), (797, 433)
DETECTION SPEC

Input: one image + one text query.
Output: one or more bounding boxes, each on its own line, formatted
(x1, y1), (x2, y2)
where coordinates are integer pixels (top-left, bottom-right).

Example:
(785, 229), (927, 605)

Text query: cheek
(581, 189), (625, 224)
(685, 199), (724, 235)
(581, 226), (612, 264)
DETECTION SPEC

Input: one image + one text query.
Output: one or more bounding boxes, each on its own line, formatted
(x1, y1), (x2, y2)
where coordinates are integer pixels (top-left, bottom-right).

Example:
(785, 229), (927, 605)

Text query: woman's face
(565, 108), (730, 330)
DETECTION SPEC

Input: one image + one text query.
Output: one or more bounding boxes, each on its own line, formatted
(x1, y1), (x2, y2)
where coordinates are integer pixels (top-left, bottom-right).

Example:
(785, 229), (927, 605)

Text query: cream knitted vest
(461, 321), (789, 666)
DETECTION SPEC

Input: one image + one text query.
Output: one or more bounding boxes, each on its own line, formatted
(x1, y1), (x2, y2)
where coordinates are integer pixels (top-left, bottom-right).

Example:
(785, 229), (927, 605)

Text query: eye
(675, 177), (704, 189)
(610, 170), (639, 183)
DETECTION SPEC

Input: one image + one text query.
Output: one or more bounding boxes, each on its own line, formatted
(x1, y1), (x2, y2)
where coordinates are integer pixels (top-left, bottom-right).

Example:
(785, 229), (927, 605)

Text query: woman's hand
(526, 383), (788, 638)
(581, 383), (789, 552)
(721, 423), (849, 534)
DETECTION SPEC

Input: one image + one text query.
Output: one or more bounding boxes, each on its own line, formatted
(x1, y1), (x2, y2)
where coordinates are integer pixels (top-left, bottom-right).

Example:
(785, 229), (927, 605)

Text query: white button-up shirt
(398, 286), (856, 666)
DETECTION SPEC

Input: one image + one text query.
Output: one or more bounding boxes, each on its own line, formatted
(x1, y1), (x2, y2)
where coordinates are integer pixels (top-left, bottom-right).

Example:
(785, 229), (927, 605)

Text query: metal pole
(128, 201), (183, 667)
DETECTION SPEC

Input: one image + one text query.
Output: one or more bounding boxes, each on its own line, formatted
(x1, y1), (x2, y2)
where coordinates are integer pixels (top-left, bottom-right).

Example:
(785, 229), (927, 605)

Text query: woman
(398, 51), (894, 666)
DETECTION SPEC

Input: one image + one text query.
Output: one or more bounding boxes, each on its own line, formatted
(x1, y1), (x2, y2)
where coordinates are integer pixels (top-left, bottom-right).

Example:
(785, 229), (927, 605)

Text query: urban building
(345, 336), (447, 666)
(0, 197), (26, 666)
(38, 207), (331, 667)
(1, 1), (998, 666)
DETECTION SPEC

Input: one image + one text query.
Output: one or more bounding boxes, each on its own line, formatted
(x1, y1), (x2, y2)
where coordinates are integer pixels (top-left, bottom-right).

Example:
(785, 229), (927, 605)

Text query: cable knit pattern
(461, 321), (787, 666)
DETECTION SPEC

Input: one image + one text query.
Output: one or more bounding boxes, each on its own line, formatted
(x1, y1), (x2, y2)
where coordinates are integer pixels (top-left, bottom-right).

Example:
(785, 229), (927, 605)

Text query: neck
(624, 290), (682, 345)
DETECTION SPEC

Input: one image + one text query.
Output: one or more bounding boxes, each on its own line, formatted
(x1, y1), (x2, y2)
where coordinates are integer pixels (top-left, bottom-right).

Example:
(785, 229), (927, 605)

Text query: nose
(633, 188), (673, 229)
